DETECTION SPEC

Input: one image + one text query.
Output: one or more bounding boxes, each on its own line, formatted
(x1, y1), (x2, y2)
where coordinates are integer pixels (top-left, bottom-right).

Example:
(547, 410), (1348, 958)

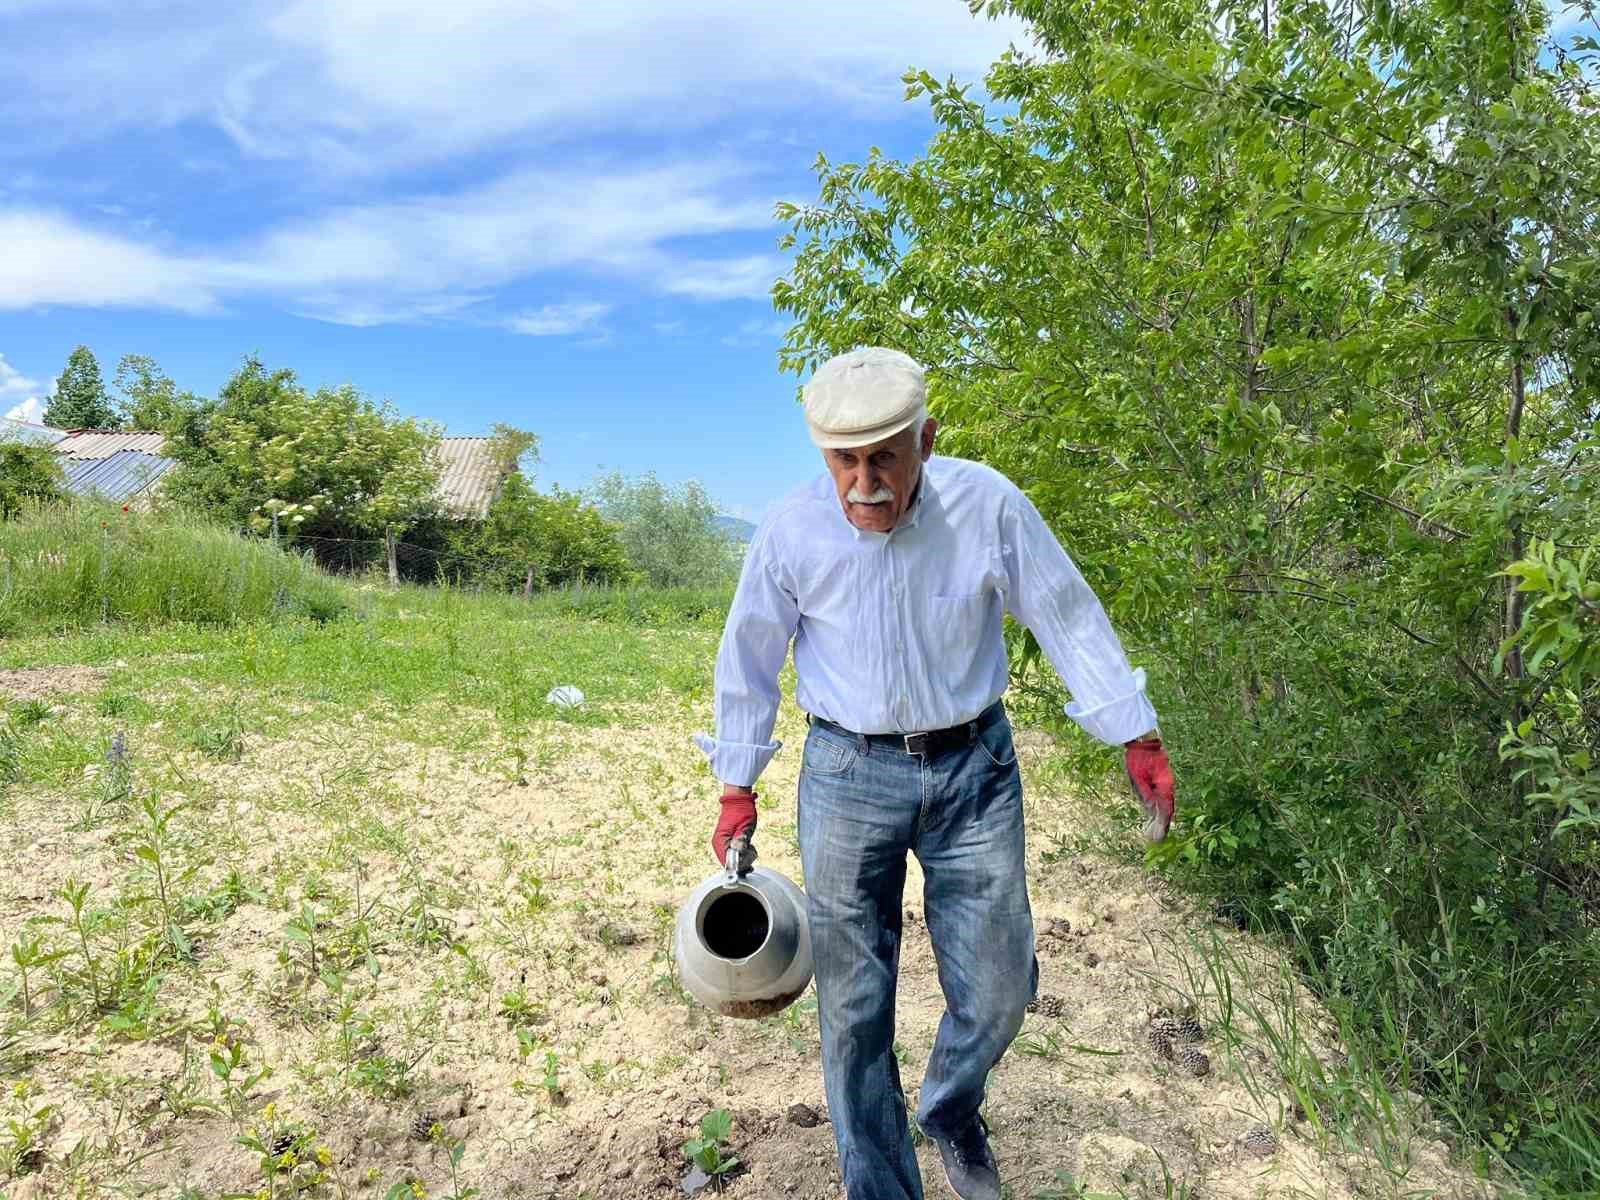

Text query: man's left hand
(1124, 736), (1175, 842)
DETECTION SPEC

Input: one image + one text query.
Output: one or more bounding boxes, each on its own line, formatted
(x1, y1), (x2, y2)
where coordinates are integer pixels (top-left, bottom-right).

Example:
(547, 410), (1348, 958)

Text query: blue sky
(0, 0), (1027, 519)
(3, 3), (1593, 518)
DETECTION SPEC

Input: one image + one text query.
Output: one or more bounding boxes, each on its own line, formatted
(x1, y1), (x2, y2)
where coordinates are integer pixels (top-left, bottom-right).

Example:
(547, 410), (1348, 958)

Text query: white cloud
(719, 316), (793, 346)
(0, 1), (1027, 175)
(3, 396), (45, 424)
(506, 302), (612, 337)
(661, 254), (791, 302)
(0, 160), (780, 320)
(0, 352), (43, 402)
(0, 211), (220, 313)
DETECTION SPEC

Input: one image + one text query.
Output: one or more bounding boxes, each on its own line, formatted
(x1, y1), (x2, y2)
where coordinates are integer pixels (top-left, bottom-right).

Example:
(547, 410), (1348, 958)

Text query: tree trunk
(385, 529), (399, 588)
(523, 564), (536, 600)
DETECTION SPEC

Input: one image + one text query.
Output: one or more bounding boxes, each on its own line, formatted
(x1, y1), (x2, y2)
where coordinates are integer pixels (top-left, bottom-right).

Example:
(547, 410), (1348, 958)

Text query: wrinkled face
(823, 419), (938, 533)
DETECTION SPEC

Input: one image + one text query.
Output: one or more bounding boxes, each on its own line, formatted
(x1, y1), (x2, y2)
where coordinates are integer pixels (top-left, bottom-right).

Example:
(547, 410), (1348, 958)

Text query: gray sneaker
(935, 1118), (1001, 1200)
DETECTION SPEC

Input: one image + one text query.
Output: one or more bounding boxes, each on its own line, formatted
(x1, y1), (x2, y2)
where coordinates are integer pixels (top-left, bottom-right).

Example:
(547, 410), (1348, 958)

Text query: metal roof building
(52, 430), (168, 459)
(0, 416), (67, 447)
(47, 429), (510, 519)
(59, 450), (176, 505)
(435, 437), (510, 519)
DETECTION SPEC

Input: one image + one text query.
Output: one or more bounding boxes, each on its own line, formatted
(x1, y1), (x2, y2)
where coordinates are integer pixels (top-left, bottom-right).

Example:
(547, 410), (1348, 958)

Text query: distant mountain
(713, 515), (757, 544)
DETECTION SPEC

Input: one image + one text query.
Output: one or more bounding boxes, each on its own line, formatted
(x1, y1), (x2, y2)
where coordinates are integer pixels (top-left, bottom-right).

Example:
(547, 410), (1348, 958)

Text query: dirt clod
(786, 1103), (824, 1128)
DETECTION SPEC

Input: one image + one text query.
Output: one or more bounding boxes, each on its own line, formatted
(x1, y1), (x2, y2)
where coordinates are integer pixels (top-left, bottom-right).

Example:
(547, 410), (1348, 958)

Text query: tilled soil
(0, 682), (1499, 1200)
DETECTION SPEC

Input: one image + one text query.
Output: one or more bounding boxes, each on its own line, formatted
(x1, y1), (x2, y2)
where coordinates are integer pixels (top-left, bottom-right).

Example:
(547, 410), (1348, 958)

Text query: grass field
(0, 516), (1511, 1199)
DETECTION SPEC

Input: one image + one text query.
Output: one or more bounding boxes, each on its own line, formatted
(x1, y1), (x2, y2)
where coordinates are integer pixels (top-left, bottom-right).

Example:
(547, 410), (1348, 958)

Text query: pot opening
(701, 890), (770, 960)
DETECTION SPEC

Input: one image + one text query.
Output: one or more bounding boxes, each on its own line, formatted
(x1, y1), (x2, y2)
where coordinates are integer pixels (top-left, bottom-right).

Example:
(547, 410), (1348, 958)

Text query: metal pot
(673, 841), (813, 1019)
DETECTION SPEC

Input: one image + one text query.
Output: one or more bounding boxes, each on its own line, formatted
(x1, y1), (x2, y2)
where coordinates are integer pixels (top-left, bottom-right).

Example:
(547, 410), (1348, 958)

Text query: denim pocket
(802, 729), (858, 776)
(975, 718), (1018, 769)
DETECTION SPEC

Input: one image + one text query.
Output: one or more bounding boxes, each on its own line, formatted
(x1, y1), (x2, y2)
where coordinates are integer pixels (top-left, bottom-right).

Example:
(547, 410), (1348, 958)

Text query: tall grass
(521, 582), (733, 628)
(0, 502), (348, 634)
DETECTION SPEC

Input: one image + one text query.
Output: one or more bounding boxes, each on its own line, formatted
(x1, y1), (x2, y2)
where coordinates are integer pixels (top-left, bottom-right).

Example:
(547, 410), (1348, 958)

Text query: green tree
(113, 354), (201, 433)
(589, 472), (738, 588)
(774, 0), (1599, 1181)
(45, 345), (117, 430)
(164, 357), (443, 581)
(0, 441), (63, 519)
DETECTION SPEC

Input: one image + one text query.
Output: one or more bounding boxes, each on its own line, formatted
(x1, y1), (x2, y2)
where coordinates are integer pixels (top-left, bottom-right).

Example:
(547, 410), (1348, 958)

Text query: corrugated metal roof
(60, 450), (175, 504)
(50, 430), (507, 517)
(54, 430), (168, 459)
(436, 437), (510, 518)
(0, 416), (66, 446)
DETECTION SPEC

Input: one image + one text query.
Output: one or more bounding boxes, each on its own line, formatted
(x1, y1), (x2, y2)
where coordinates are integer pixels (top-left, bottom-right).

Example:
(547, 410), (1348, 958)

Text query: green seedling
(60, 879), (106, 1012)
(159, 1040), (221, 1120)
(283, 902), (323, 983)
(428, 1130), (481, 1200)
(209, 1039), (273, 1127)
(498, 989), (544, 1027)
(9, 932), (65, 1019)
(540, 1051), (563, 1103)
(681, 1108), (740, 1183)
(0, 1103), (56, 1178)
(190, 702), (247, 761)
(132, 793), (195, 957)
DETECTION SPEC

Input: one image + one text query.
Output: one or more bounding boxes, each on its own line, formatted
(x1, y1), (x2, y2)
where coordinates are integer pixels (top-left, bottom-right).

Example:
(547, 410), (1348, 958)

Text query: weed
(282, 902), (324, 984)
(158, 1039), (221, 1120)
(0, 1102), (55, 1177)
(0, 724), (23, 786)
(131, 792), (196, 957)
(1015, 1027), (1064, 1061)
(7, 699), (51, 728)
(429, 1129), (481, 1200)
(539, 1050), (563, 1104)
(209, 1038), (273, 1128)
(9, 931), (64, 1019)
(498, 989), (545, 1028)
(190, 701), (247, 761)
(59, 879), (107, 1013)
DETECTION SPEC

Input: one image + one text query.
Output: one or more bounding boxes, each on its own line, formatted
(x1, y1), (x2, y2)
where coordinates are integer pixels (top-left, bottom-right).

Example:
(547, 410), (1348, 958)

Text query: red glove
(1125, 737), (1176, 842)
(711, 790), (758, 869)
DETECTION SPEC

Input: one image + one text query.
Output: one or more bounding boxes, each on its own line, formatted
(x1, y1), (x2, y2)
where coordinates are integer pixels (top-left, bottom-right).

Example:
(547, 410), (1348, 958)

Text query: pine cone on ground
(409, 1112), (442, 1142)
(1174, 1015), (1205, 1043)
(1178, 1047), (1211, 1078)
(1147, 1027), (1176, 1060)
(1243, 1125), (1279, 1157)
(1026, 994), (1066, 1019)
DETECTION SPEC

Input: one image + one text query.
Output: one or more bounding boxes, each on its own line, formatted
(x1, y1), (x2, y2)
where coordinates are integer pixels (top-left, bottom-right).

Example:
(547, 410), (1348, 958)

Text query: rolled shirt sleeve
(1000, 490), (1159, 746)
(693, 527), (800, 787)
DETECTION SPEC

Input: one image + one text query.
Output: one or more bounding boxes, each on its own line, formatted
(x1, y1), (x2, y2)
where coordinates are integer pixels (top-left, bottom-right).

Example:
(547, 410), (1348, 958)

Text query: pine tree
(45, 345), (118, 430)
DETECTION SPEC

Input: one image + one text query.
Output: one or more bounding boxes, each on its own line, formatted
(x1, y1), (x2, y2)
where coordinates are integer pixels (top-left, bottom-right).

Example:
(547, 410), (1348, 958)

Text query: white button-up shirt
(694, 455), (1158, 786)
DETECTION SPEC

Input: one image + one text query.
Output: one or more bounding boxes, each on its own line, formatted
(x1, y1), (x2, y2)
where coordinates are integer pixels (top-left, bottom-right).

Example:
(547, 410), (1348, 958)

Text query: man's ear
(920, 418), (939, 461)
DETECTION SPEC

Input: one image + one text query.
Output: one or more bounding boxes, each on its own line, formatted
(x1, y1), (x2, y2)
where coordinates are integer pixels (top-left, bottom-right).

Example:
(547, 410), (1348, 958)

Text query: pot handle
(724, 834), (752, 884)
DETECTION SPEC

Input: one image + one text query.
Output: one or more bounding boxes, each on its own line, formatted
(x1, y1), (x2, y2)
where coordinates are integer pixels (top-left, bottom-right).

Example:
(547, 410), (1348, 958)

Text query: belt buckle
(903, 732), (929, 756)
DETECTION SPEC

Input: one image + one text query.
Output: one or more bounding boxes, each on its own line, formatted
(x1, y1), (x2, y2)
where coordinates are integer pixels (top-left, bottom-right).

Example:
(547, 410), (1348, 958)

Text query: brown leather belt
(807, 700), (1004, 757)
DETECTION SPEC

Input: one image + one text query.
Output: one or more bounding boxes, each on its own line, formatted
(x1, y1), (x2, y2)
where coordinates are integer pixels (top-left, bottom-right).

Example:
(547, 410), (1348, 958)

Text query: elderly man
(695, 348), (1176, 1200)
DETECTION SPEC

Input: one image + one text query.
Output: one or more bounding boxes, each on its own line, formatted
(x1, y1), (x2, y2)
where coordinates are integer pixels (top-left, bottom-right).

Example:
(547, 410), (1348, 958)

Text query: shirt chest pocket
(924, 588), (998, 663)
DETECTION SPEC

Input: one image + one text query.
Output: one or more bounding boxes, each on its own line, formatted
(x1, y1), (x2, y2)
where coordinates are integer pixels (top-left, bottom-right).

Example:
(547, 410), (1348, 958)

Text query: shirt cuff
(693, 733), (783, 789)
(1063, 668), (1159, 746)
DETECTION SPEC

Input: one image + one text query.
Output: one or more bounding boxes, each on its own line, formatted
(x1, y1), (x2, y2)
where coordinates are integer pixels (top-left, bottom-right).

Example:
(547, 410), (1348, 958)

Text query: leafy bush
(590, 472), (740, 588)
(0, 501), (348, 634)
(0, 442), (64, 521)
(775, 0), (1600, 1187)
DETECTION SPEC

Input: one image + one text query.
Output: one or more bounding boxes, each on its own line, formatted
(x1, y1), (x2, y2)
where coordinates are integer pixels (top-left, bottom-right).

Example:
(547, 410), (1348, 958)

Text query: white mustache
(847, 486), (895, 505)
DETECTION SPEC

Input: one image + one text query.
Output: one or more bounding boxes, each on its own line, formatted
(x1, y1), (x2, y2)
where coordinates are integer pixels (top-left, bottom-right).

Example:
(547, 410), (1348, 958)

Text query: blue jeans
(797, 704), (1038, 1200)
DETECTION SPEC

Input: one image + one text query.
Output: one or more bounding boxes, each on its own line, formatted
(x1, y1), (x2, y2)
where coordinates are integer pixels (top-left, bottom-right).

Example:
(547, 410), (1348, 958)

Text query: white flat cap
(802, 347), (926, 449)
